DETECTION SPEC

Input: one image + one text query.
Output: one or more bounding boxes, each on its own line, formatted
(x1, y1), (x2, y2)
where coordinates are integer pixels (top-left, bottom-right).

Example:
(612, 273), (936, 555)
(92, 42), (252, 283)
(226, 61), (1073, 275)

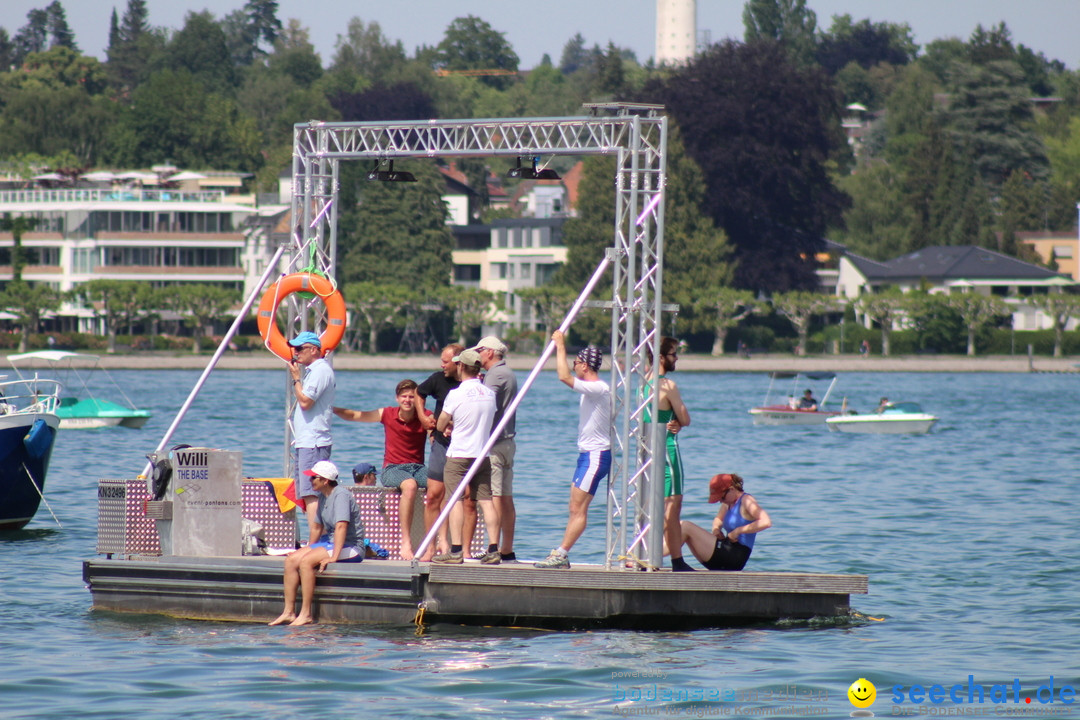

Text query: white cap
(303, 460), (339, 482)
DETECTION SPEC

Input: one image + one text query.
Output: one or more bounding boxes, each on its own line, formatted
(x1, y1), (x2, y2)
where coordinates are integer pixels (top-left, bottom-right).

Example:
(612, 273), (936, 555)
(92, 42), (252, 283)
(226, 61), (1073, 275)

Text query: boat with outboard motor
(749, 371), (841, 425)
(0, 374), (61, 530)
(826, 401), (938, 434)
(8, 351), (151, 429)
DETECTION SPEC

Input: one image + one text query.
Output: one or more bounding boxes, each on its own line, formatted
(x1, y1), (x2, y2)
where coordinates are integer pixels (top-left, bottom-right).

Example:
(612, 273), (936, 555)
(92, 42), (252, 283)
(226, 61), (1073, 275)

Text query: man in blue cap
(352, 462), (377, 486)
(287, 331), (336, 543)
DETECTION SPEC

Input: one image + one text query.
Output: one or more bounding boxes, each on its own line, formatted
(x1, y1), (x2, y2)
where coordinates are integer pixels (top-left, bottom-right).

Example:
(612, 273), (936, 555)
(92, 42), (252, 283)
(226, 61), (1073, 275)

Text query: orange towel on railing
(259, 478), (304, 513)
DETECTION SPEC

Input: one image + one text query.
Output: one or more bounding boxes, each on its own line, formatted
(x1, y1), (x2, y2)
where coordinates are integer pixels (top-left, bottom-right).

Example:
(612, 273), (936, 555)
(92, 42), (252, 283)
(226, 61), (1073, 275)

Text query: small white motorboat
(826, 401), (938, 434)
(8, 351), (151, 430)
(749, 371), (841, 426)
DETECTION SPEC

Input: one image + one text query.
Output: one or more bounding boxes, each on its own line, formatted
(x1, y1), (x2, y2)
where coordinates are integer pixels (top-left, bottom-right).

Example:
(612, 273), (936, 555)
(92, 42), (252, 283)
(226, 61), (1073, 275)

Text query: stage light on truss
(505, 156), (560, 180)
(366, 160), (416, 182)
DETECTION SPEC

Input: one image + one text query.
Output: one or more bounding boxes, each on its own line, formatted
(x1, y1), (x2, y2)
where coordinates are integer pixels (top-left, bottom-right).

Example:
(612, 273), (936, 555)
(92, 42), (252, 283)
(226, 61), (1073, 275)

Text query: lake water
(3, 369), (1078, 719)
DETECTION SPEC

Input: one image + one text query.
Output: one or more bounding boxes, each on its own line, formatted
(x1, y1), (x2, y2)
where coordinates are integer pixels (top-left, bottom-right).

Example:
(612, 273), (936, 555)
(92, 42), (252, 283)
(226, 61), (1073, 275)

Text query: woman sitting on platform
(270, 461), (364, 626)
(675, 473), (771, 571)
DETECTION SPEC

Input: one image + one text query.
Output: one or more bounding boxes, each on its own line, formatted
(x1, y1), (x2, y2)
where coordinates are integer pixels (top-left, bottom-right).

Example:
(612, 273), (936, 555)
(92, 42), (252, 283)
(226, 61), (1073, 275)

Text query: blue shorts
(380, 463), (428, 490)
(309, 535), (364, 563)
(428, 441), (448, 481)
(572, 449), (612, 496)
(295, 446), (331, 498)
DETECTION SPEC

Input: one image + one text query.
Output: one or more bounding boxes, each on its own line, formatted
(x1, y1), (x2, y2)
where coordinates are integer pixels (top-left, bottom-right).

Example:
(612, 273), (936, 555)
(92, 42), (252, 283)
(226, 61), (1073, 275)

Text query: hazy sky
(4, 0), (1079, 70)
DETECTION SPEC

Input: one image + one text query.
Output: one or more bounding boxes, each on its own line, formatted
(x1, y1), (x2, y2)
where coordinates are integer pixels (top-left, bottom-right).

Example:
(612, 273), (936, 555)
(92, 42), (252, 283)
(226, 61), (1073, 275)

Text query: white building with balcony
(0, 177), (266, 332)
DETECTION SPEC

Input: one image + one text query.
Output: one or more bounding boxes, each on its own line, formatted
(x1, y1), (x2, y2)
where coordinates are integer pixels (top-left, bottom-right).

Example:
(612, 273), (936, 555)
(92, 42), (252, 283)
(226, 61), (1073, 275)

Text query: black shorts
(703, 538), (752, 571)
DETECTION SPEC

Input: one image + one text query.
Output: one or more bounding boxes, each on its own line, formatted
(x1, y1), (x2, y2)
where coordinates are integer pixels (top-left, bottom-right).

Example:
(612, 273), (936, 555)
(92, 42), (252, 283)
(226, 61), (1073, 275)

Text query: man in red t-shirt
(333, 379), (432, 560)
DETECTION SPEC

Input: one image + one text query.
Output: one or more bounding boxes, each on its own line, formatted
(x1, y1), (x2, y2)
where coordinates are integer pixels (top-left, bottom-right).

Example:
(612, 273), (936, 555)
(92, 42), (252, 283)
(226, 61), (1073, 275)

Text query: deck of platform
(83, 556), (867, 629)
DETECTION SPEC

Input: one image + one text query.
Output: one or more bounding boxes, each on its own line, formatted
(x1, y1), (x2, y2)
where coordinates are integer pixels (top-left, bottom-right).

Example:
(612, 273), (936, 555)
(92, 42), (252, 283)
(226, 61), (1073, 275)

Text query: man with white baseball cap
(269, 461), (364, 626)
(432, 348), (500, 564)
(470, 335), (519, 562)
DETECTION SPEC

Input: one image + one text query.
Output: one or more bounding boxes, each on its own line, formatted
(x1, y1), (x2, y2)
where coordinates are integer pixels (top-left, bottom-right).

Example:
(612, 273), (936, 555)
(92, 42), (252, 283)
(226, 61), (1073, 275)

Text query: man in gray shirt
(472, 336), (518, 562)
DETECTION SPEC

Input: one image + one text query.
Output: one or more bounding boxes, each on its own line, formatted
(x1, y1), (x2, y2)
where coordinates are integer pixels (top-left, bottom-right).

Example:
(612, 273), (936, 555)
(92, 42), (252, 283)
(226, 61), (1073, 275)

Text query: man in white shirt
(534, 331), (611, 569)
(287, 331), (335, 543)
(432, 349), (500, 565)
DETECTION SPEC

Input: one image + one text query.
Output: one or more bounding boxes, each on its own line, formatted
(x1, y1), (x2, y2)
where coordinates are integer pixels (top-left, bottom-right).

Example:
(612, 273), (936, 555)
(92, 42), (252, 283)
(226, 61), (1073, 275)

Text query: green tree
(106, 0), (164, 99)
(856, 288), (906, 356)
(643, 39), (849, 291)
(942, 60), (1049, 189)
(943, 292), (1009, 356)
(106, 69), (262, 169)
(169, 284), (241, 353)
(0, 214), (39, 282)
(559, 32), (588, 75)
(695, 287), (759, 356)
(12, 8), (48, 65)
(516, 285), (578, 337)
(555, 129), (733, 313)
(0, 281), (60, 353)
(163, 11), (237, 94)
(330, 18), (408, 84)
(833, 163), (915, 260)
(342, 281), (414, 353)
(435, 15), (519, 89)
(771, 290), (838, 356)
(0, 49), (117, 164)
(742, 0), (817, 66)
(815, 14), (917, 75)
(71, 280), (155, 353)
(1027, 292), (1080, 358)
(441, 286), (495, 346)
(337, 161), (453, 289)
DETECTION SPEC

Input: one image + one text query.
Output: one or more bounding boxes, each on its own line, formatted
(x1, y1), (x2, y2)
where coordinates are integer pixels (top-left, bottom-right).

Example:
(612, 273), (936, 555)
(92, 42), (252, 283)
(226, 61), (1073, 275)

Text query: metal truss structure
(288, 104), (671, 569)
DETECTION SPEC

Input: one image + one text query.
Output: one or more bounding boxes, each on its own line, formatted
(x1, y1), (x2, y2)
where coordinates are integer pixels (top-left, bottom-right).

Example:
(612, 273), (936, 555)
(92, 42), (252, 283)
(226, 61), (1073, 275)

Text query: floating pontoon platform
(82, 556), (867, 630)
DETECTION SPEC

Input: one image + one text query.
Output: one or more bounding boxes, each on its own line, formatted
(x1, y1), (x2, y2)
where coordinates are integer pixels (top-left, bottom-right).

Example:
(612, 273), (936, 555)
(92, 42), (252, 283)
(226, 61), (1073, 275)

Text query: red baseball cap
(708, 473), (735, 503)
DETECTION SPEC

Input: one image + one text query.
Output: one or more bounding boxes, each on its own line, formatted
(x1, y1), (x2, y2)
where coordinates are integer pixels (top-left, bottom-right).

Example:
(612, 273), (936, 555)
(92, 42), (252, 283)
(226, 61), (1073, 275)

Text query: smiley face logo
(848, 678), (877, 709)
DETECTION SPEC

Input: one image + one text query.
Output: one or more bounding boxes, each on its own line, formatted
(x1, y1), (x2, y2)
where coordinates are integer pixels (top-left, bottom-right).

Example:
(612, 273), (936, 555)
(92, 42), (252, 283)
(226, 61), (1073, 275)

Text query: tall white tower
(656, 0), (697, 65)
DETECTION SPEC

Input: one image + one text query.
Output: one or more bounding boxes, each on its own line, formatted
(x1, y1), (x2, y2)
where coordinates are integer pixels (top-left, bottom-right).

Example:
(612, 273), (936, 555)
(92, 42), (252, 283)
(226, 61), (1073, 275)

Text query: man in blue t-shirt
(287, 331), (335, 543)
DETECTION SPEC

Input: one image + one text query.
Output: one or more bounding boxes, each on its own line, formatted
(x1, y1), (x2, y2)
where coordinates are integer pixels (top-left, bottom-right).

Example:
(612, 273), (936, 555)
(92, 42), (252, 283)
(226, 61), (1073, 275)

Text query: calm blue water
(3, 369), (1079, 719)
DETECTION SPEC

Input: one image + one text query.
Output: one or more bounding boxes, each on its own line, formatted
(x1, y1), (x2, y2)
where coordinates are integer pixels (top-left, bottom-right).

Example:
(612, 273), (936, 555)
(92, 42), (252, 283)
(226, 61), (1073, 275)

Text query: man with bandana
(534, 331), (611, 569)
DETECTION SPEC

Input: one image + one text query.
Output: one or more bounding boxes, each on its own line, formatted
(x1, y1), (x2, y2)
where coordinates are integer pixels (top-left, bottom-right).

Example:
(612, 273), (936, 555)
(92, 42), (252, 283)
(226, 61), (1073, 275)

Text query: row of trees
(0, 280), (240, 353)
(3, 2), (1080, 355)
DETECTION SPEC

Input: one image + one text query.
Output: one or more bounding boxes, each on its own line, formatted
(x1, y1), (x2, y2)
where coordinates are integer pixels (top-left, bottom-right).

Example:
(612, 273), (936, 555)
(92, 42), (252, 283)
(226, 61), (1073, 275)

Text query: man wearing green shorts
(645, 337), (692, 571)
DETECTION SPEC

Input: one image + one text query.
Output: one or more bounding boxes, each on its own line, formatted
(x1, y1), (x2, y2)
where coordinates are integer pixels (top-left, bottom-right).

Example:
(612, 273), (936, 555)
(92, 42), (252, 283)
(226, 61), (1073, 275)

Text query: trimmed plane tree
(943, 292), (1009, 357)
(72, 279), (156, 353)
(516, 285), (577, 338)
(170, 284), (241, 353)
(1027, 292), (1080, 358)
(772, 290), (838, 356)
(0, 281), (61, 353)
(342, 281), (414, 353)
(855, 288), (907, 357)
(695, 287), (758, 356)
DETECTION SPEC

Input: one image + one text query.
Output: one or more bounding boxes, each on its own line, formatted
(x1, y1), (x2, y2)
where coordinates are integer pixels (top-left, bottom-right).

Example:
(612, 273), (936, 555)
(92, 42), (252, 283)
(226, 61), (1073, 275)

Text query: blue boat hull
(0, 413), (59, 530)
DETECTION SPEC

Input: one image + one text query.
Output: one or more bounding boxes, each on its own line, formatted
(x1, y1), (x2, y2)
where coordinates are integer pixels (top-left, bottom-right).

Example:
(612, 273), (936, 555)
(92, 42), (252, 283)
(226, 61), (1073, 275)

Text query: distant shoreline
(8, 350), (1078, 374)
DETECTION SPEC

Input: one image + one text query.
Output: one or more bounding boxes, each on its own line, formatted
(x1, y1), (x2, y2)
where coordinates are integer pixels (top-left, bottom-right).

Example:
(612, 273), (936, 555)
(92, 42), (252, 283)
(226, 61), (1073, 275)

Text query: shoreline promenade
(10, 350), (1077, 373)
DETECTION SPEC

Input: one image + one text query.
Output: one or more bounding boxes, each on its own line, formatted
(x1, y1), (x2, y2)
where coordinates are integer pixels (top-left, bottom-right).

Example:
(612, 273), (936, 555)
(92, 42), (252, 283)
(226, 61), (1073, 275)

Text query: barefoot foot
(269, 612), (296, 626)
(288, 614), (314, 626)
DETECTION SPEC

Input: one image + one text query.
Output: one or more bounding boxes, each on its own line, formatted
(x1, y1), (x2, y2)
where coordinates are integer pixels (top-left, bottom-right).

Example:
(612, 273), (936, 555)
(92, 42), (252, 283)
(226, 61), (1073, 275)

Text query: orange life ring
(257, 273), (346, 361)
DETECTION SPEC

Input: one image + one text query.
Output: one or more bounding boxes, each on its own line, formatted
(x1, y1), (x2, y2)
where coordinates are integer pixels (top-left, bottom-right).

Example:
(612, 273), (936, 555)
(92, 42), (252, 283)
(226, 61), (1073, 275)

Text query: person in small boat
(797, 389), (817, 410)
(333, 379), (432, 560)
(534, 331), (611, 569)
(672, 473), (771, 571)
(875, 397), (891, 414)
(270, 461), (364, 626)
